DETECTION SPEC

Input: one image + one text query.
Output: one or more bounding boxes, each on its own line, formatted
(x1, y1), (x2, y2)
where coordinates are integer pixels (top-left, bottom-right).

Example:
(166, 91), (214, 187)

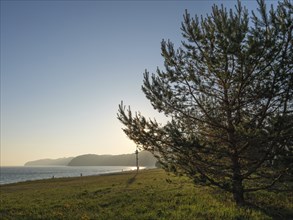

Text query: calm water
(0, 166), (140, 185)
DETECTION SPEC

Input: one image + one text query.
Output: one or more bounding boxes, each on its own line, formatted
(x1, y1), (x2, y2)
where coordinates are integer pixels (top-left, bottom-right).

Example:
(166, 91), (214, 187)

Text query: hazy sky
(1, 0), (275, 166)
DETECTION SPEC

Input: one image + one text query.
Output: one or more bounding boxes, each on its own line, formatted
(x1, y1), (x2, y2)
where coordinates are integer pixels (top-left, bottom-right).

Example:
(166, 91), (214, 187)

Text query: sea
(0, 166), (140, 185)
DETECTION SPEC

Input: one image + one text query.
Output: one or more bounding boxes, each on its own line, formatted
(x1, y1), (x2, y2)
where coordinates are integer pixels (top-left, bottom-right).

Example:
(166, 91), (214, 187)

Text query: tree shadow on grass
(211, 188), (293, 219)
(245, 201), (293, 219)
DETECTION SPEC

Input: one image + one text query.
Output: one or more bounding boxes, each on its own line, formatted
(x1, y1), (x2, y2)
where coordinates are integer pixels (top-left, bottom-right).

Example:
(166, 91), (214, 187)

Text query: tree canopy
(117, 0), (292, 206)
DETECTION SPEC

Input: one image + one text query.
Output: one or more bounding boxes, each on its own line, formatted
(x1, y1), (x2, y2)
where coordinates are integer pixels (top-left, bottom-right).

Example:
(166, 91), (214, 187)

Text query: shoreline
(0, 166), (152, 186)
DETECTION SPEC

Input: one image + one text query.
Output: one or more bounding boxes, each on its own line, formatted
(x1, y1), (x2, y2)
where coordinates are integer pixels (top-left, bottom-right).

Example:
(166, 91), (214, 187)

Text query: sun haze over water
(1, 0), (271, 166)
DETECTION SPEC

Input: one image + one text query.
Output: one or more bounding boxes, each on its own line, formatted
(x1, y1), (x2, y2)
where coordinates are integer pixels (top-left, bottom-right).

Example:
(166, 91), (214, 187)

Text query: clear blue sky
(1, 0), (274, 166)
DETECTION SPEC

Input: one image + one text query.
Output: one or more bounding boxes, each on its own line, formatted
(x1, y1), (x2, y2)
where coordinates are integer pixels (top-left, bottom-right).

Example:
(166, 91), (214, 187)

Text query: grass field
(0, 169), (292, 219)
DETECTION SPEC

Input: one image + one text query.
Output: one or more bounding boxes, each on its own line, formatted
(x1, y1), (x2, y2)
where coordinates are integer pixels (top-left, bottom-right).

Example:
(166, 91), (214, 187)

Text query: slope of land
(24, 157), (74, 166)
(68, 151), (157, 167)
(1, 169), (292, 219)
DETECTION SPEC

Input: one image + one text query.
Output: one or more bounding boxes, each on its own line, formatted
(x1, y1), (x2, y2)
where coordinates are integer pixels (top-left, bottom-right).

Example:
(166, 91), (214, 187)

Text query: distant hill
(68, 151), (157, 167)
(24, 151), (158, 167)
(24, 157), (74, 166)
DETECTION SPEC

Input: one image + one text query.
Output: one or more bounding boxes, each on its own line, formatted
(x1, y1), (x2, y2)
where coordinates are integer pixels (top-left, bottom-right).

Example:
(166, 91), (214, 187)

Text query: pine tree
(117, 0), (292, 206)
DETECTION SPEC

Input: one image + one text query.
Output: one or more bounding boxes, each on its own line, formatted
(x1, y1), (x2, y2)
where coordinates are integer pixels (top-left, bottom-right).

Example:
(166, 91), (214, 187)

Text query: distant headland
(24, 151), (157, 167)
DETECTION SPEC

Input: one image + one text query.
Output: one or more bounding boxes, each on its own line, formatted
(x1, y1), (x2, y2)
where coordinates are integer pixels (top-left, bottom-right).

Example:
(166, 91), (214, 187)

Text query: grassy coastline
(1, 169), (292, 219)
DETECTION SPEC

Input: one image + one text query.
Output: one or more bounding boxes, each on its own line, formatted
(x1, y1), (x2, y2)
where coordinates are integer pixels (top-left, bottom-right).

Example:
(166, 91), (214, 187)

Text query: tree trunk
(231, 151), (245, 206)
(232, 178), (245, 206)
